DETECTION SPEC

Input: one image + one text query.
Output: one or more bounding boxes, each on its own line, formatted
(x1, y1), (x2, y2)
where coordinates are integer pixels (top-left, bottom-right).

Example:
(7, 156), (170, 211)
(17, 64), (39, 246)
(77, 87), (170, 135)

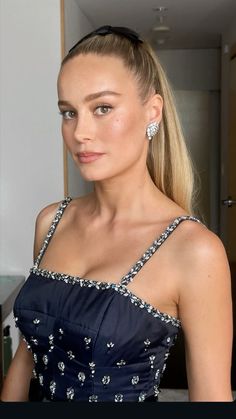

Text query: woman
(1, 26), (233, 402)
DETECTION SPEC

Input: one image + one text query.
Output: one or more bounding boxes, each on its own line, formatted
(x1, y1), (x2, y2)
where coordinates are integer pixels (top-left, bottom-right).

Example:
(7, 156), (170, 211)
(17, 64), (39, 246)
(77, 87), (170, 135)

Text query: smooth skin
(1, 54), (233, 401)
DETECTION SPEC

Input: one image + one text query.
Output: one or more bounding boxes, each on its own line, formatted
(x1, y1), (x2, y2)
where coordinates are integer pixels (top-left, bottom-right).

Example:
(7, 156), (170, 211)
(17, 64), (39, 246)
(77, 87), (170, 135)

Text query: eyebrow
(58, 90), (121, 107)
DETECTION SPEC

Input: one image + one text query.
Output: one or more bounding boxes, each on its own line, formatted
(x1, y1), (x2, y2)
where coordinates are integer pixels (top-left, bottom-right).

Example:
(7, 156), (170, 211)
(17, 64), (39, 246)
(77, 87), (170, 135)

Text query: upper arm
(33, 200), (63, 261)
(0, 338), (34, 401)
(177, 224), (233, 401)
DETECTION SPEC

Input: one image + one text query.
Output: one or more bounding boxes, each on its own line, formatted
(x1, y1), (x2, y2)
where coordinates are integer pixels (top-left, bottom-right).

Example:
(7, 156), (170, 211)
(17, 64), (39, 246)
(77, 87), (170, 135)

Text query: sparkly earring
(146, 121), (159, 141)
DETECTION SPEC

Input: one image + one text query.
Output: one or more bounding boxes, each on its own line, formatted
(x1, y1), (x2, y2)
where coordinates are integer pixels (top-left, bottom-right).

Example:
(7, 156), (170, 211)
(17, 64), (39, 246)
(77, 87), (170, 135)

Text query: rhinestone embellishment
(102, 375), (111, 386)
(89, 395), (98, 402)
(155, 369), (160, 380)
(89, 361), (96, 378)
(42, 355), (48, 366)
(114, 394), (123, 402)
(144, 338), (151, 351)
(106, 341), (115, 353)
(33, 196), (72, 270)
(22, 336), (31, 351)
(30, 336), (38, 346)
(31, 199), (200, 330)
(38, 374), (43, 386)
(107, 342), (114, 348)
(131, 375), (139, 385)
(58, 328), (64, 340)
(154, 385), (160, 397)
(48, 334), (54, 352)
(50, 381), (56, 397)
(138, 392), (147, 402)
(48, 334), (54, 344)
(162, 363), (166, 373)
(84, 337), (91, 350)
(67, 350), (75, 360)
(66, 387), (74, 400)
(78, 372), (86, 385)
(58, 361), (65, 375)
(116, 359), (126, 367)
(149, 354), (156, 369)
(146, 121), (159, 140)
(30, 264), (182, 327)
(23, 196), (194, 403)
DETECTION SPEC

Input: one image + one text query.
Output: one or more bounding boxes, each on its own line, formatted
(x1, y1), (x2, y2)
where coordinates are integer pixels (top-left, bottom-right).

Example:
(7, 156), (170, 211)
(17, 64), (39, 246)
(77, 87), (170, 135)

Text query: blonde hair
(61, 33), (196, 214)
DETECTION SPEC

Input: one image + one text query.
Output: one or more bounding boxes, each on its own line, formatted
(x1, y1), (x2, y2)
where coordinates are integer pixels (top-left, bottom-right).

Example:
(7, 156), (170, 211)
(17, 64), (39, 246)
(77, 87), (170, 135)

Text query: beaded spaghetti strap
(120, 215), (202, 286)
(33, 196), (72, 269)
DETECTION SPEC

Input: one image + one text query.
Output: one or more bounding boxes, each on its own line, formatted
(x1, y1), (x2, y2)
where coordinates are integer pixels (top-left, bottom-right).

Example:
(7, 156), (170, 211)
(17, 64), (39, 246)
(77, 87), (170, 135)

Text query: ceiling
(75, 0), (236, 49)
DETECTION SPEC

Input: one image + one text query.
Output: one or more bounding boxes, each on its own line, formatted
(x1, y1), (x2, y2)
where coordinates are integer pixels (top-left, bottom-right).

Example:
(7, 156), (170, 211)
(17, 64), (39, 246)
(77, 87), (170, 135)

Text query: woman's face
(57, 53), (162, 182)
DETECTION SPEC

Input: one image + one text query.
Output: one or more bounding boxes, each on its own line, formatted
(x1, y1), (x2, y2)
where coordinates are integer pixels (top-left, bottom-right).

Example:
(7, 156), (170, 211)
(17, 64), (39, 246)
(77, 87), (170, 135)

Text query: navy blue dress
(13, 196), (201, 402)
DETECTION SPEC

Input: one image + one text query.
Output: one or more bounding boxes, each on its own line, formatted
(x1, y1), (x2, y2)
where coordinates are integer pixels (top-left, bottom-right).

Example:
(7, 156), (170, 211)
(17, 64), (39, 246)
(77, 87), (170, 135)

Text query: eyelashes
(59, 110), (76, 120)
(58, 104), (113, 120)
(94, 105), (112, 115)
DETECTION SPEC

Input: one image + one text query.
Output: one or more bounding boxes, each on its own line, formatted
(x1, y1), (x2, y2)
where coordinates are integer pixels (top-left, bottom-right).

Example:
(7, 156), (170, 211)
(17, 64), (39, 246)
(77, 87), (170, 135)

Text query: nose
(73, 113), (94, 143)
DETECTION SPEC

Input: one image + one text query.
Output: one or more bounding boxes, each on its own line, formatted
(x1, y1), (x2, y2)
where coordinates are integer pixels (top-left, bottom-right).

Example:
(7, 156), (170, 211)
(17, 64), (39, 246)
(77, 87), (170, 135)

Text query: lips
(77, 151), (105, 163)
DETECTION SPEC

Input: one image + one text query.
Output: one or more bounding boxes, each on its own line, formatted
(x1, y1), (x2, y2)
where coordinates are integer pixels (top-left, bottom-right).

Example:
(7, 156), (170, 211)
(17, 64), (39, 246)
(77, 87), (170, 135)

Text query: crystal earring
(146, 121), (159, 141)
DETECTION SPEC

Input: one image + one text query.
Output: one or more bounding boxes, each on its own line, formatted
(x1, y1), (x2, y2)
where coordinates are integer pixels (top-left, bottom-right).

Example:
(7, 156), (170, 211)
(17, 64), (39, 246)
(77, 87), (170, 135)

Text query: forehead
(58, 53), (138, 98)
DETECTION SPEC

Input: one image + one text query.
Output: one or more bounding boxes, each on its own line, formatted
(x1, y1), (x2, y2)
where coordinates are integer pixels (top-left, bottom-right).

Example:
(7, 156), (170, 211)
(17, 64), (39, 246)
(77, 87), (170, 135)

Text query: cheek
(104, 110), (140, 144)
(61, 123), (73, 147)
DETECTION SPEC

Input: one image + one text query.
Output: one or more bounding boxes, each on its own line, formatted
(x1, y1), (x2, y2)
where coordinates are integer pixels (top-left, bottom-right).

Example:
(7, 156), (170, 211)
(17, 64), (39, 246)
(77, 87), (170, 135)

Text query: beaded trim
(29, 265), (181, 328)
(33, 196), (73, 269)
(32, 196), (202, 329)
(120, 215), (201, 286)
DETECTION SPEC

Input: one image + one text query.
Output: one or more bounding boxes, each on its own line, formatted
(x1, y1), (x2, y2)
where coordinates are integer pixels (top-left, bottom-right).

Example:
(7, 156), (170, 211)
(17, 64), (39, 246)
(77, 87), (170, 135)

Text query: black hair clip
(68, 25), (143, 53)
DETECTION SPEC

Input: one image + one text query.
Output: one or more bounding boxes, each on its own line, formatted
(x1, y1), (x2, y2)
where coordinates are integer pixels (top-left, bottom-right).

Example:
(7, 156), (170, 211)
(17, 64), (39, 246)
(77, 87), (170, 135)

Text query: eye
(94, 105), (112, 115)
(59, 110), (76, 120)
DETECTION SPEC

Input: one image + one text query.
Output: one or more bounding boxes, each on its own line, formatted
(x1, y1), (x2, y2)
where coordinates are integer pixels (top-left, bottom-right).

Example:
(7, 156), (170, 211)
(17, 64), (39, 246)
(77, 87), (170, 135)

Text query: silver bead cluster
(146, 121), (159, 140)
(78, 372), (86, 386)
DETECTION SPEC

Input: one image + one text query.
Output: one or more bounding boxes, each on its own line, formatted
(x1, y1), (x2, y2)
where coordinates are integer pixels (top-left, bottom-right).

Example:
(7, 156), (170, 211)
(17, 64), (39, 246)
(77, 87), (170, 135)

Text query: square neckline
(30, 197), (201, 327)
(33, 196), (200, 287)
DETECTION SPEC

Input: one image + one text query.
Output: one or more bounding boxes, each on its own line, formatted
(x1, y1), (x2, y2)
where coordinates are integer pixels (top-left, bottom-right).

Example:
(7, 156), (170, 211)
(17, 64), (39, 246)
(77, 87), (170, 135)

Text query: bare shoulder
(174, 218), (230, 278)
(33, 198), (66, 261)
(172, 220), (233, 401)
(172, 218), (232, 320)
(33, 195), (89, 261)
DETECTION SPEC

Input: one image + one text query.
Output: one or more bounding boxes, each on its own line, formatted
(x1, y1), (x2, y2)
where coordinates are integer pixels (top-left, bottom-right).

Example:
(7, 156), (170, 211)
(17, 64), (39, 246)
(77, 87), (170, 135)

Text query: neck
(89, 167), (161, 223)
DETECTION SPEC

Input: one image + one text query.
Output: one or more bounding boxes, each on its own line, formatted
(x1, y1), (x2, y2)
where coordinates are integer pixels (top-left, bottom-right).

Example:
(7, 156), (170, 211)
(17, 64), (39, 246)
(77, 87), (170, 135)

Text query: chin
(76, 160), (129, 182)
(78, 168), (112, 182)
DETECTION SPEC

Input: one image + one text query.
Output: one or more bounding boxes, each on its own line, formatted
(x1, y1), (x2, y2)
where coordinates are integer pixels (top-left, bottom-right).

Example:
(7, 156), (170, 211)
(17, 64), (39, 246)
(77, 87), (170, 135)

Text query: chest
(14, 273), (180, 364)
(14, 273), (180, 401)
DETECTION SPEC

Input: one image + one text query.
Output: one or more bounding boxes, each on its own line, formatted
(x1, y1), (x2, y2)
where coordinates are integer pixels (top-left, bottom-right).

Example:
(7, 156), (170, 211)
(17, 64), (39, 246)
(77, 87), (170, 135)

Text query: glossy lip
(77, 151), (105, 163)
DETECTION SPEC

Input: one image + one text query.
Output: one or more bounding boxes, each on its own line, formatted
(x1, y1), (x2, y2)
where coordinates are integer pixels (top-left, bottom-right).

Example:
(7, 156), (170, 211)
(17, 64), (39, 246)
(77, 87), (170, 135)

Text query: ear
(146, 93), (163, 124)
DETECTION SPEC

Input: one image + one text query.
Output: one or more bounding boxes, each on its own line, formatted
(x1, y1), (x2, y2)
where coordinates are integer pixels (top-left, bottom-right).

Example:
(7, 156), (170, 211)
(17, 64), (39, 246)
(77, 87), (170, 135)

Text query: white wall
(0, 0), (63, 354)
(157, 49), (220, 91)
(64, 0), (94, 53)
(63, 0), (94, 198)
